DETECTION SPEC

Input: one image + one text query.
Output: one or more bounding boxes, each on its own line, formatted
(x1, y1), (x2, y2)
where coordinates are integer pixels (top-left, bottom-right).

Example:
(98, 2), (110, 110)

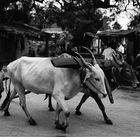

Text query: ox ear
(83, 68), (93, 83)
(104, 76), (114, 104)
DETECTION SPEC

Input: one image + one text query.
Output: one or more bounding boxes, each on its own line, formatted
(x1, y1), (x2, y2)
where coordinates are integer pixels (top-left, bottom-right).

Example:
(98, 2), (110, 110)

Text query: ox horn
(81, 46), (97, 65)
(74, 52), (92, 70)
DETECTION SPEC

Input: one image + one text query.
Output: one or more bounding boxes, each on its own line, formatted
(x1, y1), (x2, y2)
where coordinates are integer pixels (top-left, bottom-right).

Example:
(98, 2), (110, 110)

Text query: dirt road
(0, 88), (139, 137)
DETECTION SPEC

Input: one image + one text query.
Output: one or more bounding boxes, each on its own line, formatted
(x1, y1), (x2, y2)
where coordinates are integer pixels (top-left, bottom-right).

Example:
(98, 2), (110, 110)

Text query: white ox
(2, 53), (111, 131)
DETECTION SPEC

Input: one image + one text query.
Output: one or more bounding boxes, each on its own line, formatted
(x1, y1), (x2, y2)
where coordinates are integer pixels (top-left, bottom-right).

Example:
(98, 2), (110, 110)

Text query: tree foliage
(0, 0), (140, 24)
(100, 0), (140, 29)
(0, 0), (140, 44)
(44, 0), (118, 45)
(48, 0), (103, 45)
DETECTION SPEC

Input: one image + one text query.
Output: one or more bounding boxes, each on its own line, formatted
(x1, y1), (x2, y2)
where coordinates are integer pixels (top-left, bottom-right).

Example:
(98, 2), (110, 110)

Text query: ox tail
(1, 79), (11, 110)
(104, 76), (114, 104)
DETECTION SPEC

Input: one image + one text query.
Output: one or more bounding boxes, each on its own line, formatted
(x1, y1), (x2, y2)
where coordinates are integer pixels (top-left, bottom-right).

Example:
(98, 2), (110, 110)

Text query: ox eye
(126, 69), (130, 72)
(95, 78), (100, 81)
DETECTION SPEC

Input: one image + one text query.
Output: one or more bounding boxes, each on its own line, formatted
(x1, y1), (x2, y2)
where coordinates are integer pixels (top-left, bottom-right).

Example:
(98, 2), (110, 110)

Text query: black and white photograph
(0, 0), (140, 137)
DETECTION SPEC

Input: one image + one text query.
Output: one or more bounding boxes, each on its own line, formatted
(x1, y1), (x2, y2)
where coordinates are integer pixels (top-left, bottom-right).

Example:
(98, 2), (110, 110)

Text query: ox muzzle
(85, 77), (114, 104)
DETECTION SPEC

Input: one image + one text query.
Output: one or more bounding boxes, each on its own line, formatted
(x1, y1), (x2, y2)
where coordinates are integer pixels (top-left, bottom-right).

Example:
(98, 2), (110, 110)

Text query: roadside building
(0, 23), (50, 65)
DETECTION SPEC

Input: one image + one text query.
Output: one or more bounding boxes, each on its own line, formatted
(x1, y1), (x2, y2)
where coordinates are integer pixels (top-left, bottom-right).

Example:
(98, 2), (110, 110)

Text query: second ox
(75, 47), (139, 115)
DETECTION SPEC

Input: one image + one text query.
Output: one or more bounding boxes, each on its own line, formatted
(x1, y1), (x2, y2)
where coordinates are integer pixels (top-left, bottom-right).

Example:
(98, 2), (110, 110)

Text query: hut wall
(0, 34), (29, 65)
(126, 37), (135, 66)
(0, 33), (17, 65)
(16, 37), (28, 58)
(134, 34), (140, 56)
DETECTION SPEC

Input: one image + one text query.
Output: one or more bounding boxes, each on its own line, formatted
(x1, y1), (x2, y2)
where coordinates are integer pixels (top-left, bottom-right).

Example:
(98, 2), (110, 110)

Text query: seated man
(101, 42), (123, 69)
(102, 43), (117, 60)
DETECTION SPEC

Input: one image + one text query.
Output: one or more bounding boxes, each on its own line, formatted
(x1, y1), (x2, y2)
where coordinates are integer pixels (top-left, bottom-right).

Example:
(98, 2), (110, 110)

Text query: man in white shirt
(102, 46), (116, 60)
(102, 42), (123, 68)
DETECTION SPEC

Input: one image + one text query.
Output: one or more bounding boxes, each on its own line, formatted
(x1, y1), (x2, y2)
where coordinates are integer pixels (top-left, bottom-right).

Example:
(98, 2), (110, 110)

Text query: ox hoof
(75, 110), (82, 116)
(105, 119), (113, 125)
(29, 118), (37, 126)
(55, 121), (68, 132)
(4, 111), (10, 116)
(49, 107), (55, 111)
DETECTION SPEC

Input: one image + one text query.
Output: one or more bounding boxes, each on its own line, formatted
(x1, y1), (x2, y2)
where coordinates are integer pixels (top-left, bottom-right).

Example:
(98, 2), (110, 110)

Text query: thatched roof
(42, 27), (63, 34)
(96, 29), (135, 37)
(0, 23), (50, 40)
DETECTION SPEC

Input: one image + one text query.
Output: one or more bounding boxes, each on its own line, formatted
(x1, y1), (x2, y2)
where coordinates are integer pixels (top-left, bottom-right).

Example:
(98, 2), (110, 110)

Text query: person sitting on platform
(101, 42), (124, 69)
(102, 42), (117, 61)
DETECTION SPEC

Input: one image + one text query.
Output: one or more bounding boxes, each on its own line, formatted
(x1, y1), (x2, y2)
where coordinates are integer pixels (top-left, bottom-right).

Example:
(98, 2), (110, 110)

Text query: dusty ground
(0, 87), (139, 137)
